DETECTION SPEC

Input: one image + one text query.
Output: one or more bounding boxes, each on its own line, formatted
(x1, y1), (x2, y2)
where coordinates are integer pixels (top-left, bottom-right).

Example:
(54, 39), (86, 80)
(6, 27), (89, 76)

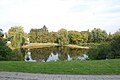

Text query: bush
(109, 34), (120, 59)
(0, 40), (13, 60)
(0, 40), (24, 61)
(88, 43), (110, 60)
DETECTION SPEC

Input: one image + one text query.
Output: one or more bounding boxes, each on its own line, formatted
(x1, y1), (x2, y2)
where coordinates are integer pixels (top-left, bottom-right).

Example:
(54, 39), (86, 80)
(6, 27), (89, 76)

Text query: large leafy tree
(88, 43), (110, 60)
(68, 31), (82, 44)
(88, 29), (120, 60)
(109, 30), (120, 59)
(29, 29), (38, 43)
(58, 28), (69, 46)
(80, 31), (89, 43)
(0, 29), (13, 61)
(29, 25), (49, 43)
(49, 32), (58, 43)
(90, 28), (108, 43)
(68, 30), (89, 45)
(0, 39), (13, 60)
(7, 26), (25, 48)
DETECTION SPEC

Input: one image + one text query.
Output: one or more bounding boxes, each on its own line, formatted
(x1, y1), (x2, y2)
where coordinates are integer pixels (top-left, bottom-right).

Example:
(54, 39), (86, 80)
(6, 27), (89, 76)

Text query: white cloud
(0, 0), (120, 33)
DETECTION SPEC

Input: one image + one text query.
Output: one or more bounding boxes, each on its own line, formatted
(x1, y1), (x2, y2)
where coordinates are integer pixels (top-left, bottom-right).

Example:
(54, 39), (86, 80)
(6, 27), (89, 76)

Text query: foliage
(0, 40), (13, 61)
(29, 25), (49, 43)
(68, 31), (89, 44)
(88, 43), (110, 60)
(7, 26), (25, 48)
(0, 38), (24, 61)
(12, 49), (24, 61)
(49, 32), (58, 43)
(90, 28), (108, 43)
(68, 31), (82, 44)
(58, 28), (69, 46)
(80, 31), (89, 43)
(0, 30), (14, 60)
(108, 30), (120, 59)
(106, 33), (113, 42)
(88, 29), (120, 60)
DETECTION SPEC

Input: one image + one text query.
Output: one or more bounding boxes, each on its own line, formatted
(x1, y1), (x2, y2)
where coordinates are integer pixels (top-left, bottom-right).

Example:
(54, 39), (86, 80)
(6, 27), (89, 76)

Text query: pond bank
(22, 43), (89, 49)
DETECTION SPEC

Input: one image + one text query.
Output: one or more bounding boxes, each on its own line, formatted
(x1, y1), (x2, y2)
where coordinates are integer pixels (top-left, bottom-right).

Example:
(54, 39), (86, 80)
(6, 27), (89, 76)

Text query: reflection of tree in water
(26, 47), (88, 61)
(57, 47), (69, 61)
(69, 48), (88, 60)
(30, 47), (52, 61)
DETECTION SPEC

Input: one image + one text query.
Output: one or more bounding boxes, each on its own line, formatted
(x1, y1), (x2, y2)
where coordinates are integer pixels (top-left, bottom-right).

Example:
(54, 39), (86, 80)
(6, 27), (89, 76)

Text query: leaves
(58, 28), (69, 46)
(90, 28), (108, 43)
(7, 26), (25, 48)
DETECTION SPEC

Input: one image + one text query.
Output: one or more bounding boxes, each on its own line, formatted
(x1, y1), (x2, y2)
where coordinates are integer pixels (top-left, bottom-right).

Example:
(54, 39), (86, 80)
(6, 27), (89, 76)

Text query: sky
(0, 0), (120, 33)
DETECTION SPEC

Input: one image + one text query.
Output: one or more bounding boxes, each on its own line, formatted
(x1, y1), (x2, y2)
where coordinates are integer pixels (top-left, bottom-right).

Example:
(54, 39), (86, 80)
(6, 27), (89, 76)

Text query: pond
(24, 46), (89, 62)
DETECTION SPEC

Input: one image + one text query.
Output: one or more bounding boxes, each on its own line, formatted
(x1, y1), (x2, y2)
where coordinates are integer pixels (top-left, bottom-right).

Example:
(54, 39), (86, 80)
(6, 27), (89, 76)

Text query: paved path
(0, 72), (120, 80)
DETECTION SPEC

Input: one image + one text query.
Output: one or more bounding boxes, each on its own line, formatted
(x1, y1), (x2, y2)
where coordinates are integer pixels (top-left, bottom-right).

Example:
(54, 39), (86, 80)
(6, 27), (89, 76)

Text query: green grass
(0, 59), (120, 75)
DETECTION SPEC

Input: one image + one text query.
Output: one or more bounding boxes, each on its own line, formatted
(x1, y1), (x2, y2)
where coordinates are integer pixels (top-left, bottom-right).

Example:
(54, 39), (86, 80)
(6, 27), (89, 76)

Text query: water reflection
(24, 47), (89, 62)
(47, 53), (59, 62)
(25, 52), (36, 62)
(77, 54), (89, 60)
(67, 54), (72, 61)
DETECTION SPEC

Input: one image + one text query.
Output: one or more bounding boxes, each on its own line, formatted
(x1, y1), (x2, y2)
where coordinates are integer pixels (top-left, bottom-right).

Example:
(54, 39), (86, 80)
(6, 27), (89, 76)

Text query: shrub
(0, 40), (13, 60)
(88, 43), (110, 60)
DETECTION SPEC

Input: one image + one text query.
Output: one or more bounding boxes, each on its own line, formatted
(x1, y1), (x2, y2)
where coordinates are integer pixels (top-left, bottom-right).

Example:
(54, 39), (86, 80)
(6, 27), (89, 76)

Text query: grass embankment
(22, 43), (89, 49)
(64, 44), (89, 49)
(0, 59), (120, 74)
(22, 43), (59, 49)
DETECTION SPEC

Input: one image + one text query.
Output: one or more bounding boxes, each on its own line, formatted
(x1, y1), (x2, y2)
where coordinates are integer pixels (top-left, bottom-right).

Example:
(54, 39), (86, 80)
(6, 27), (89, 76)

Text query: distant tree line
(29, 25), (111, 45)
(5, 25), (112, 47)
(0, 25), (120, 60)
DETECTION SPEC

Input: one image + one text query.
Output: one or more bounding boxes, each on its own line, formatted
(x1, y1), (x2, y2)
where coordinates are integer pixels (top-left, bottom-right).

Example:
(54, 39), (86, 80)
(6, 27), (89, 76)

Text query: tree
(90, 28), (108, 43)
(29, 25), (49, 43)
(80, 31), (89, 43)
(49, 32), (58, 43)
(106, 32), (113, 42)
(58, 28), (69, 46)
(7, 26), (25, 48)
(88, 29), (120, 60)
(0, 30), (14, 61)
(88, 43), (109, 60)
(29, 29), (38, 43)
(68, 31), (82, 44)
(108, 30), (120, 59)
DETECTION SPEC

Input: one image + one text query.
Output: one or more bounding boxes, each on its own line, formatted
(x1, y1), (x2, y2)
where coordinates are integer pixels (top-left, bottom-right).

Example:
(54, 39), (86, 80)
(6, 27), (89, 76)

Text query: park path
(0, 72), (120, 80)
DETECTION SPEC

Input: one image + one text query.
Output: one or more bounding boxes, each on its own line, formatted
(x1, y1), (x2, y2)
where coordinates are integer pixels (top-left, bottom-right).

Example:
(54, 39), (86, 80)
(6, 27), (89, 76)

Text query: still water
(24, 47), (89, 62)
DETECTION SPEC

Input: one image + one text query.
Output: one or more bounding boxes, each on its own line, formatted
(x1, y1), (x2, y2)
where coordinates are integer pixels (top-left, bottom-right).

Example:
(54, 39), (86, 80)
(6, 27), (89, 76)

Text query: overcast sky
(0, 0), (120, 33)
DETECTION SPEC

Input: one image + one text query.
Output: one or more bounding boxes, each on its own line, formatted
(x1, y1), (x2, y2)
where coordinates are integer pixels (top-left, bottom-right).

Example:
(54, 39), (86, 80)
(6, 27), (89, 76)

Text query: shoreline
(22, 43), (89, 49)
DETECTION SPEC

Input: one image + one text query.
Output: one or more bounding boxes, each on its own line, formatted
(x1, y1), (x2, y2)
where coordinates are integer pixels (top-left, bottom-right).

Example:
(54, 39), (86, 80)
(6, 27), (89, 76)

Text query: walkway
(0, 72), (120, 80)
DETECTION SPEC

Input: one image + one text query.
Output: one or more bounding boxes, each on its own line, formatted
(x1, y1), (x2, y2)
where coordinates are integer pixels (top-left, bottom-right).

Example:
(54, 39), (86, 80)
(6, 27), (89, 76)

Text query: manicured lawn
(0, 59), (120, 74)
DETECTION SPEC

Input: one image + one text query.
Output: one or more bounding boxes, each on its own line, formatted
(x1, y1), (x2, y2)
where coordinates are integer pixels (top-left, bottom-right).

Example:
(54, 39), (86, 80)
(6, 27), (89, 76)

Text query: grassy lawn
(0, 59), (120, 75)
